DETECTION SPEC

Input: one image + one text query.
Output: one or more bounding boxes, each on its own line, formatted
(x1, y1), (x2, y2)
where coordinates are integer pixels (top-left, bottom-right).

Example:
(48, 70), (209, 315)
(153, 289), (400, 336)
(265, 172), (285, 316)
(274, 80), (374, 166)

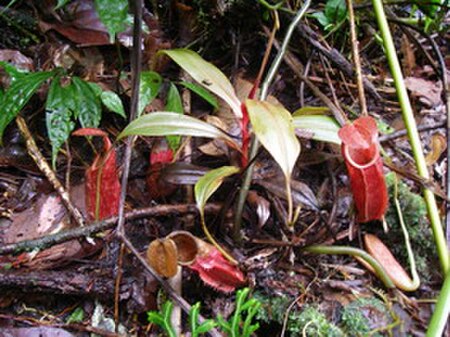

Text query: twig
(346, 0), (368, 115)
(379, 121), (446, 142)
(0, 203), (222, 255)
(116, 0), (143, 236)
(114, 1), (143, 330)
(295, 22), (381, 101)
(15, 115), (85, 227)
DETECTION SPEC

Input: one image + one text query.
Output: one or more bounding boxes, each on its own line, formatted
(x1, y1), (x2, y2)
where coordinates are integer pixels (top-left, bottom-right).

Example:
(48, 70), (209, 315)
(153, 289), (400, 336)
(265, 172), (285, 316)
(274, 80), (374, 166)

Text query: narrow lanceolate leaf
(165, 83), (183, 151)
(162, 49), (241, 118)
(292, 115), (341, 144)
(138, 71), (162, 115)
(195, 166), (240, 217)
(94, 0), (128, 42)
(72, 77), (102, 128)
(101, 91), (126, 118)
(246, 99), (300, 179)
(0, 70), (54, 143)
(117, 112), (240, 150)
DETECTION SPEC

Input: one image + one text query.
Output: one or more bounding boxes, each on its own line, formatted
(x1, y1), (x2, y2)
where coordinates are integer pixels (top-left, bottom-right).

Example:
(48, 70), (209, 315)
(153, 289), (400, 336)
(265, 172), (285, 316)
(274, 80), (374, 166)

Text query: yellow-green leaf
(246, 99), (300, 179)
(195, 166), (240, 217)
(117, 112), (239, 150)
(162, 49), (241, 118)
(292, 115), (341, 144)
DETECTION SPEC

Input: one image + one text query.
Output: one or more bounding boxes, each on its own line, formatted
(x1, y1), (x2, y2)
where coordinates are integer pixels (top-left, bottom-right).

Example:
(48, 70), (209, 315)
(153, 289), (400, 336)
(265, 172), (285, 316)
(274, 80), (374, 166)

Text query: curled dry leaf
(363, 234), (417, 291)
(338, 117), (388, 222)
(146, 238), (178, 278)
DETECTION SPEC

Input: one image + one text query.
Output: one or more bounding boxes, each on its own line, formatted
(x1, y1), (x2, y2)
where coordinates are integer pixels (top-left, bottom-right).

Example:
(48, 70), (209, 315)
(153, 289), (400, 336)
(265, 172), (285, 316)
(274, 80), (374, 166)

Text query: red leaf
(188, 247), (245, 293)
(338, 117), (388, 222)
(73, 128), (121, 220)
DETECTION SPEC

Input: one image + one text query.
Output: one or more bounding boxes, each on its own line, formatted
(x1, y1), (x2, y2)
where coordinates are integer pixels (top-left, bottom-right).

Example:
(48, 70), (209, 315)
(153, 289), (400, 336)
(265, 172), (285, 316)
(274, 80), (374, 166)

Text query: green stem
(371, 0), (449, 274)
(233, 0), (311, 240)
(200, 212), (238, 265)
(303, 245), (396, 289)
(426, 269), (450, 337)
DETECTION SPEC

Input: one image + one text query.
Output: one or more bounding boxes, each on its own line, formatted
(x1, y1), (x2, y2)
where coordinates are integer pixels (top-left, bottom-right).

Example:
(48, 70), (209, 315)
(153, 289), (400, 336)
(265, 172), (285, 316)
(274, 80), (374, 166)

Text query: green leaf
(138, 71), (162, 115)
(162, 49), (241, 118)
(246, 99), (300, 180)
(0, 70), (54, 143)
(165, 83), (183, 151)
(72, 77), (102, 128)
(292, 106), (330, 116)
(55, 0), (71, 9)
(46, 77), (76, 168)
(94, 0), (128, 42)
(101, 91), (126, 118)
(117, 112), (239, 150)
(147, 301), (177, 337)
(195, 166), (239, 217)
(66, 307), (84, 324)
(325, 0), (347, 23)
(0, 61), (29, 80)
(292, 115), (341, 144)
(179, 81), (219, 109)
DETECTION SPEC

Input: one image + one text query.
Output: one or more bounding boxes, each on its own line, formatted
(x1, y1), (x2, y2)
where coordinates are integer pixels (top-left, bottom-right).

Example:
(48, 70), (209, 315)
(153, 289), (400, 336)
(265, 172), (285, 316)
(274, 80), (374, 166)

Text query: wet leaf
(46, 77), (76, 168)
(364, 234), (417, 291)
(162, 49), (241, 118)
(101, 91), (126, 118)
(0, 70), (54, 143)
(195, 166), (240, 218)
(117, 112), (240, 150)
(138, 71), (162, 115)
(165, 82), (183, 150)
(72, 77), (102, 128)
(179, 81), (219, 109)
(425, 133), (446, 166)
(94, 0), (128, 42)
(146, 238), (178, 278)
(246, 99), (300, 180)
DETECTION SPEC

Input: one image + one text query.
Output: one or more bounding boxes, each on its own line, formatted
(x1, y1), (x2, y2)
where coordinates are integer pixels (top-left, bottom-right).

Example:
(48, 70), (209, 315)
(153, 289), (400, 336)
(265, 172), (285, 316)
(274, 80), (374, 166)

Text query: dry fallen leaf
(404, 77), (442, 107)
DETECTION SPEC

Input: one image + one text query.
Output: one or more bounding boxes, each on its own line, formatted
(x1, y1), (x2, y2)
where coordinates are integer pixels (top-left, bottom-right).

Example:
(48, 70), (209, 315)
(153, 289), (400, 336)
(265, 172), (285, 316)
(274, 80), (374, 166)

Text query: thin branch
(346, 0), (367, 115)
(0, 203), (222, 255)
(15, 116), (85, 227)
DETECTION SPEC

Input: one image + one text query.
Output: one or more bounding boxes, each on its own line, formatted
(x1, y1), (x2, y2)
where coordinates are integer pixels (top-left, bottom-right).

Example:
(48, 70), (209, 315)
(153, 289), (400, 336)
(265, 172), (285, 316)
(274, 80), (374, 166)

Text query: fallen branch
(0, 203), (222, 255)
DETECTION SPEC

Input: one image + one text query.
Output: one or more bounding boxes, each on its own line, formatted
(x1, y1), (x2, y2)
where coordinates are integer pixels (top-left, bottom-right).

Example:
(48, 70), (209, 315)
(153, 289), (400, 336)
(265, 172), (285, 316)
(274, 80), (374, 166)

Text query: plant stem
(371, 0), (449, 274)
(303, 245), (396, 289)
(426, 269), (450, 337)
(233, 0), (311, 240)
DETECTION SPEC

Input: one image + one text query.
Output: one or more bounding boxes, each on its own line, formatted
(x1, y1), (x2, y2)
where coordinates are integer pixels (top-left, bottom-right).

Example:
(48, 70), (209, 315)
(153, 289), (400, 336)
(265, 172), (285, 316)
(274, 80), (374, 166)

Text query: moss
(341, 297), (391, 337)
(291, 306), (344, 337)
(384, 172), (436, 282)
